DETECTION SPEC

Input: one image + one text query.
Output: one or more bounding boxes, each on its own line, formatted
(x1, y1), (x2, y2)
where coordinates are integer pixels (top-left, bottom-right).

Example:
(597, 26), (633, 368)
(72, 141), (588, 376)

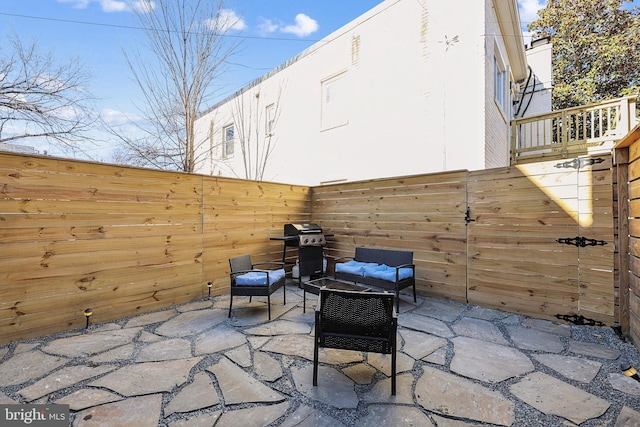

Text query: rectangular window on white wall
(494, 54), (507, 113)
(266, 104), (275, 136)
(321, 71), (349, 130)
(223, 124), (234, 158)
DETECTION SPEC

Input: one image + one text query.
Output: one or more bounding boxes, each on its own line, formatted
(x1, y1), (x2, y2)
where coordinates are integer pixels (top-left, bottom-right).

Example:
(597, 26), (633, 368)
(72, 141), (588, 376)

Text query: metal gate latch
(556, 236), (608, 247)
(464, 207), (476, 224)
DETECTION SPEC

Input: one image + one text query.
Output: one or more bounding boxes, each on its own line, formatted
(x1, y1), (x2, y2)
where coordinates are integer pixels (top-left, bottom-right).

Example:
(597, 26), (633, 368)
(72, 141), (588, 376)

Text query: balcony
(511, 95), (639, 164)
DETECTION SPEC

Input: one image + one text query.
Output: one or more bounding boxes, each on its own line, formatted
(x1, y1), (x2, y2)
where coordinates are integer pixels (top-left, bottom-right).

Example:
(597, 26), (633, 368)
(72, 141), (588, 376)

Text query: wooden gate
(466, 155), (615, 324)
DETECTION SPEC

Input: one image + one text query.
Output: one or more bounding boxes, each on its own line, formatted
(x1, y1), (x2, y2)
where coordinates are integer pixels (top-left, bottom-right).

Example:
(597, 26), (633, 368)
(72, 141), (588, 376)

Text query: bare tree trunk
(231, 83), (285, 181)
(116, 0), (240, 172)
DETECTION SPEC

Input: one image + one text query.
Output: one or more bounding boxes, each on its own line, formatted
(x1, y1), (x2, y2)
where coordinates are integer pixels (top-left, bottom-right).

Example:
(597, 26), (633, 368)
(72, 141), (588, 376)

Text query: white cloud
(100, 0), (129, 12)
(280, 13), (318, 38)
(211, 9), (247, 32)
(131, 0), (155, 14)
(518, 0), (546, 46)
(101, 108), (142, 126)
(257, 17), (278, 34)
(57, 0), (154, 13)
(519, 0), (546, 24)
(57, 0), (91, 9)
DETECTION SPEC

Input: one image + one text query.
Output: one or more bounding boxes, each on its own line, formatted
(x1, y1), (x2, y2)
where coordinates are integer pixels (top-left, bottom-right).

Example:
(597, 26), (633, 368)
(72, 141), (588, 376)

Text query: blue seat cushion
(365, 264), (413, 281)
(235, 268), (285, 285)
(335, 260), (377, 276)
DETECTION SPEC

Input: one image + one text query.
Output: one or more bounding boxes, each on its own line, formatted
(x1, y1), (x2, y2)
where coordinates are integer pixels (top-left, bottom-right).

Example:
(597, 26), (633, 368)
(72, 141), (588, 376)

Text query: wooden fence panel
(311, 172), (468, 302)
(467, 156), (615, 324)
(626, 130), (640, 347)
(0, 150), (622, 344)
(578, 158), (615, 323)
(201, 177), (311, 293)
(467, 161), (581, 320)
(0, 153), (311, 344)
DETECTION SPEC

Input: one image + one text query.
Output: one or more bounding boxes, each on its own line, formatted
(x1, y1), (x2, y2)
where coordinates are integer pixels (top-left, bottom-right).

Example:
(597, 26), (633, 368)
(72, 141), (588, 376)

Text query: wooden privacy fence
(314, 156), (616, 326)
(616, 125), (640, 346)
(0, 153), (310, 344)
(0, 151), (628, 346)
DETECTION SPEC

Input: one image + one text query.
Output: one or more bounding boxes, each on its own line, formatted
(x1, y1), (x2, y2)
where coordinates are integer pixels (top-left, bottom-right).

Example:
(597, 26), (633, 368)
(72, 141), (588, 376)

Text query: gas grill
(284, 223), (326, 247)
(271, 223), (332, 285)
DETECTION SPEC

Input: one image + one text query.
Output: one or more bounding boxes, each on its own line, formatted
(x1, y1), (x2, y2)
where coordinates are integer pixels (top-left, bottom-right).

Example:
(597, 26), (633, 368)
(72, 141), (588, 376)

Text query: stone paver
(164, 372), (219, 416)
(362, 372), (414, 404)
(167, 411), (221, 427)
(400, 312), (454, 338)
(0, 351), (67, 386)
(89, 343), (135, 363)
(155, 309), (227, 337)
(253, 351), (284, 382)
(20, 365), (115, 401)
(216, 401), (289, 427)
(510, 372), (610, 424)
(450, 336), (534, 382)
(505, 325), (564, 353)
(291, 365), (359, 409)
(89, 357), (201, 396)
(280, 404), (346, 427)
(355, 405), (435, 427)
(416, 366), (515, 426)
(73, 394), (162, 427)
(399, 329), (448, 359)
(137, 338), (192, 362)
(1, 286), (639, 427)
(207, 357), (284, 404)
(225, 343), (252, 367)
(616, 406), (640, 427)
(532, 353), (601, 383)
(43, 328), (141, 357)
(367, 351), (414, 376)
(522, 317), (571, 337)
(195, 323), (247, 355)
(609, 373), (640, 395)
(413, 298), (467, 322)
(569, 339), (622, 359)
(56, 389), (124, 411)
(452, 317), (509, 345)
(125, 309), (176, 328)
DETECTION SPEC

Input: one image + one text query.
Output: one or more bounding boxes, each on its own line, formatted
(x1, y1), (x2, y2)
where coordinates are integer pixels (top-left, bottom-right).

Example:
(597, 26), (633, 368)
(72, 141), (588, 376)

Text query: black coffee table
(303, 277), (370, 312)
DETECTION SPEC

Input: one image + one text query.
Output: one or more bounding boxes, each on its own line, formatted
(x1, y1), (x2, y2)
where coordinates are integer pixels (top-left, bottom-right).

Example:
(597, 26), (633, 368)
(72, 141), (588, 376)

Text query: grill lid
(284, 223), (323, 236)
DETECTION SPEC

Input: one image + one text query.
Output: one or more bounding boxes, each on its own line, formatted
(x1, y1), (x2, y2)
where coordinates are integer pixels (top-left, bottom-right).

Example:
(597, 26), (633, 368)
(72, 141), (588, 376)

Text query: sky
(0, 0), (630, 161)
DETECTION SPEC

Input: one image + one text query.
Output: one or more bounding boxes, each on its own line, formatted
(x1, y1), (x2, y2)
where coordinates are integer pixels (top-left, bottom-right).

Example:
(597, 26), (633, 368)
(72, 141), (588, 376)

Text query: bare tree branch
(231, 82), (285, 181)
(0, 33), (99, 155)
(116, 0), (241, 172)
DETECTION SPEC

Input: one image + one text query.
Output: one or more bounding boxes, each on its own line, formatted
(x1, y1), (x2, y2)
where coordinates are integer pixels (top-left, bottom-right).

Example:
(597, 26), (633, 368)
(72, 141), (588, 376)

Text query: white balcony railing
(511, 95), (639, 164)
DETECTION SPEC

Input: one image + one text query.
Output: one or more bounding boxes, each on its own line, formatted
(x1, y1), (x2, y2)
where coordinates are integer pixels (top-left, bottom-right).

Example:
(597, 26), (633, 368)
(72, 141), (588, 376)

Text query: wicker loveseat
(334, 247), (416, 310)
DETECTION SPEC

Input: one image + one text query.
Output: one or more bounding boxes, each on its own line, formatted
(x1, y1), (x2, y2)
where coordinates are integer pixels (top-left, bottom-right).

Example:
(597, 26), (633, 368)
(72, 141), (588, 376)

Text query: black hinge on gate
(554, 157), (604, 170)
(555, 313), (605, 327)
(556, 236), (608, 247)
(464, 207), (476, 224)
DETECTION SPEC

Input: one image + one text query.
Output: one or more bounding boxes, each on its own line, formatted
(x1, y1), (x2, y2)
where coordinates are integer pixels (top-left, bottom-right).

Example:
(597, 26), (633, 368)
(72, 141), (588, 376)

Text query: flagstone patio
(1, 282), (639, 426)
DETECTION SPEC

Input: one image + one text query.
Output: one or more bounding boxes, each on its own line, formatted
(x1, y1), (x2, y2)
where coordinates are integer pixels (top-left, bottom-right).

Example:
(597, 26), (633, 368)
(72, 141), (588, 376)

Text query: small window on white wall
(266, 104), (275, 135)
(223, 124), (234, 158)
(321, 71), (349, 130)
(494, 54), (507, 113)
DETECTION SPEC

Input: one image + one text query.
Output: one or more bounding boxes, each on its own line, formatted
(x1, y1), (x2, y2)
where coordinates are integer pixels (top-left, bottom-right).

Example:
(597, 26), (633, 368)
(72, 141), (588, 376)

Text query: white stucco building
(194, 0), (531, 185)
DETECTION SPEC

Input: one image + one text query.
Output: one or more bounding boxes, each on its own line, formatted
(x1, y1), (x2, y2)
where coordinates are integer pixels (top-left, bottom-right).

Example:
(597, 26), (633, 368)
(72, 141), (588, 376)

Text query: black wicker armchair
(313, 288), (397, 395)
(228, 254), (286, 320)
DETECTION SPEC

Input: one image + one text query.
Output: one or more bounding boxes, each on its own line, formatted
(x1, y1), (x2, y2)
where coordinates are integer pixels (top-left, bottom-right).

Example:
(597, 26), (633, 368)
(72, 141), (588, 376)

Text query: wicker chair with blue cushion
(313, 288), (397, 395)
(228, 254), (286, 320)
